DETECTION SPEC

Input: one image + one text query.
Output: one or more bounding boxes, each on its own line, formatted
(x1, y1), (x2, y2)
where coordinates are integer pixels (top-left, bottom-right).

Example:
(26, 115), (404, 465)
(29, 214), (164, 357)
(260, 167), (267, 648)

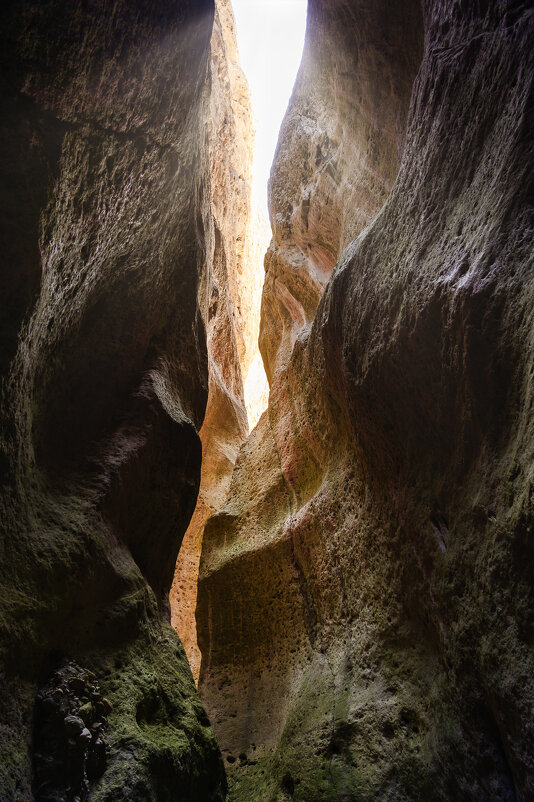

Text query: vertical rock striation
(0, 1), (226, 799)
(198, 1), (534, 800)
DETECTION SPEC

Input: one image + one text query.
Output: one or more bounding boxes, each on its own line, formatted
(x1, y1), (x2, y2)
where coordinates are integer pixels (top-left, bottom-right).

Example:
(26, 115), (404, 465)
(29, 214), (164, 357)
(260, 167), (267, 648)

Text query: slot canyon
(0, 0), (533, 800)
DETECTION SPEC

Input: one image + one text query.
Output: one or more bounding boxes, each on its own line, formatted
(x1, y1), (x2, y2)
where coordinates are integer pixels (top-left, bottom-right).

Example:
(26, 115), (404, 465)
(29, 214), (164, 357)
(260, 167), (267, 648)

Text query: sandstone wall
(259, 0), (423, 383)
(198, 1), (534, 800)
(0, 1), (226, 799)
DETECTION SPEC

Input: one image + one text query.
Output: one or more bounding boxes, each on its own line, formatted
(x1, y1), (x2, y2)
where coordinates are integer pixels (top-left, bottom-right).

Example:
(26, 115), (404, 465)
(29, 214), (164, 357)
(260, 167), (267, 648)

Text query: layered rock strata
(198, 1), (534, 800)
(170, 0), (268, 683)
(0, 1), (226, 799)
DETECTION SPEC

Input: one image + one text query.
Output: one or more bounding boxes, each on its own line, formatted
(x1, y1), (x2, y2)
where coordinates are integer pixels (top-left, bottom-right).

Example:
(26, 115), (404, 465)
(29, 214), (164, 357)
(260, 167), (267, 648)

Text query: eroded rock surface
(198, 1), (534, 800)
(259, 0), (423, 382)
(0, 1), (226, 799)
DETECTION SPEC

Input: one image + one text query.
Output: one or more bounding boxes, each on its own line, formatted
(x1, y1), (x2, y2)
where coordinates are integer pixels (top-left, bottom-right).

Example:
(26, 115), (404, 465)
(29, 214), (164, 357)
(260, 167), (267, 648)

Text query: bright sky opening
(231, 0), (308, 217)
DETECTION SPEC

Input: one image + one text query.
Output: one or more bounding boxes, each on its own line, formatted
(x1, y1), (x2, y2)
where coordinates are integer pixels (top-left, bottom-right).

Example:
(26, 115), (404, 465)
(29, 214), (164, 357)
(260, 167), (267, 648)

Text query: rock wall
(259, 0), (423, 382)
(198, 1), (534, 800)
(0, 1), (227, 799)
(170, 0), (267, 683)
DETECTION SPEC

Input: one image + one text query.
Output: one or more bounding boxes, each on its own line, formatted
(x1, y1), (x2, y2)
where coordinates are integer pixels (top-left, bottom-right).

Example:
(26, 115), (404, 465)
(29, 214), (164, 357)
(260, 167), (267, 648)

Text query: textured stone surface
(198, 1), (534, 800)
(0, 1), (226, 799)
(259, 0), (423, 383)
(170, 0), (268, 683)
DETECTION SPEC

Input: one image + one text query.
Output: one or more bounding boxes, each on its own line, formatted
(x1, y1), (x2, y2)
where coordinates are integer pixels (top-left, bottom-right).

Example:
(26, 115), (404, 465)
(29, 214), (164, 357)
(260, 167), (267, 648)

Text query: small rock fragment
(64, 715), (84, 736)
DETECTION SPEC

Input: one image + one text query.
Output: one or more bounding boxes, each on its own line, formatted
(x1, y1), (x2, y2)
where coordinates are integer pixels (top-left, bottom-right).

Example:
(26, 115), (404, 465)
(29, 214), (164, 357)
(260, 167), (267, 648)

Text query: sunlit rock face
(0, 1), (227, 799)
(259, 0), (423, 384)
(198, 1), (534, 800)
(170, 0), (268, 683)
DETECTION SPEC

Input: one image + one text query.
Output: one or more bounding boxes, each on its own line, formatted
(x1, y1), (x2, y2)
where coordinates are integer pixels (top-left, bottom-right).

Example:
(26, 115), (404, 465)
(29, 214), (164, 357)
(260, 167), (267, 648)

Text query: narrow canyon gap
(0, 1), (533, 802)
(169, 0), (307, 684)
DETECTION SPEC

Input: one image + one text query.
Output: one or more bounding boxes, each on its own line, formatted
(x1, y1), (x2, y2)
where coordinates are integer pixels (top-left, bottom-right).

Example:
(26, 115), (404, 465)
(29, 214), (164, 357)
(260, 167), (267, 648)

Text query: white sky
(231, 0), (308, 216)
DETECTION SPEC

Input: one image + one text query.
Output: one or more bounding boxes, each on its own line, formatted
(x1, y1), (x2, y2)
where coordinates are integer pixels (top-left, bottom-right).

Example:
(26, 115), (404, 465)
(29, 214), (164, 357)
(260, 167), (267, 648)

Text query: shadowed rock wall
(198, 1), (534, 800)
(0, 1), (227, 799)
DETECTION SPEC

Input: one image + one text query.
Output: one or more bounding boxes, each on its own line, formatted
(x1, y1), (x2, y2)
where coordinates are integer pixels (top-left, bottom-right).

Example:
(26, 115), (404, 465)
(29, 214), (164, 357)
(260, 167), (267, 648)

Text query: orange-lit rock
(170, 0), (268, 683)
